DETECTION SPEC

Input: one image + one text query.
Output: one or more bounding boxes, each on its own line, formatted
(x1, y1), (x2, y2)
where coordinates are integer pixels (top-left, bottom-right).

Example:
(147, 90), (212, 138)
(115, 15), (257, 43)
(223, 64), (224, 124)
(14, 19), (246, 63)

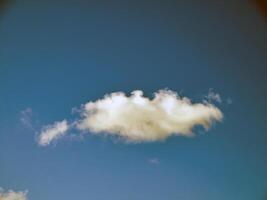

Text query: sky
(0, 0), (267, 199)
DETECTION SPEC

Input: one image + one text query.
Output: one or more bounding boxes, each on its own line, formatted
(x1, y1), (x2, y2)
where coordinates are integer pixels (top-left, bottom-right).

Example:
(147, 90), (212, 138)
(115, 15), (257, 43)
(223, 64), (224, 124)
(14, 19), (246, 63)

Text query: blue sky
(1, 0), (267, 199)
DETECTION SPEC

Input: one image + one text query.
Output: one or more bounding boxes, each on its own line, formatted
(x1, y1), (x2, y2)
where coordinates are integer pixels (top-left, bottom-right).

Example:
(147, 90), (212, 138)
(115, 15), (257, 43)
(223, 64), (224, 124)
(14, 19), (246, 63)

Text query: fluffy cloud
(38, 89), (223, 145)
(76, 90), (223, 142)
(0, 188), (28, 200)
(38, 120), (69, 146)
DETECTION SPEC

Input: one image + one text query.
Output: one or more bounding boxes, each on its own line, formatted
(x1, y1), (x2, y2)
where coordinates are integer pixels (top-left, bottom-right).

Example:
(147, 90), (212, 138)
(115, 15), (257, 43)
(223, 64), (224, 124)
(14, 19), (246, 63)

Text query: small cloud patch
(148, 158), (160, 165)
(0, 188), (28, 200)
(38, 120), (69, 146)
(20, 108), (33, 128)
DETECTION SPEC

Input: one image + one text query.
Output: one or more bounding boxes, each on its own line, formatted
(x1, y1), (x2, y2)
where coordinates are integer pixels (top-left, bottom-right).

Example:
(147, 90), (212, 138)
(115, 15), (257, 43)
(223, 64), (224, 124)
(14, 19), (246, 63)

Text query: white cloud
(38, 120), (69, 146)
(0, 188), (28, 200)
(37, 89), (223, 145)
(76, 89), (223, 142)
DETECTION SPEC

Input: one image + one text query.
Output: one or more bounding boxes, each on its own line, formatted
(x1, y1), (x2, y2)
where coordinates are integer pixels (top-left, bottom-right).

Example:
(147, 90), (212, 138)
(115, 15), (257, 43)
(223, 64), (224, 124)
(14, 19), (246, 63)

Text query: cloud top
(38, 120), (69, 146)
(77, 90), (223, 142)
(0, 189), (27, 200)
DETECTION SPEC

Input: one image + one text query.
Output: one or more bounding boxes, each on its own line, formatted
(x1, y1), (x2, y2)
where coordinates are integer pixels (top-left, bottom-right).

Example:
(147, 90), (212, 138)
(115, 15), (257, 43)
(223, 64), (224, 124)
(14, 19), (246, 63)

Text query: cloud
(38, 89), (223, 145)
(0, 188), (28, 200)
(38, 120), (69, 146)
(20, 108), (33, 128)
(76, 90), (223, 142)
(206, 90), (222, 103)
(148, 158), (160, 165)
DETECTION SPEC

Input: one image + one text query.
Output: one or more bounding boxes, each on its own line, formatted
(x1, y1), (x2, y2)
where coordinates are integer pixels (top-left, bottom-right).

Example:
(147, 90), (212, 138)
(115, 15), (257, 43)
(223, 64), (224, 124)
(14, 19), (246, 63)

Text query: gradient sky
(1, 0), (267, 199)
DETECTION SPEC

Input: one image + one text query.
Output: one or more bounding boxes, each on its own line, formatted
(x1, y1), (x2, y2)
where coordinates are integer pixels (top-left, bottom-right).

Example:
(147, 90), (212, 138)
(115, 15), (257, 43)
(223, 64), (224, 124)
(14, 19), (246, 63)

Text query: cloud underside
(38, 89), (223, 145)
(0, 189), (27, 200)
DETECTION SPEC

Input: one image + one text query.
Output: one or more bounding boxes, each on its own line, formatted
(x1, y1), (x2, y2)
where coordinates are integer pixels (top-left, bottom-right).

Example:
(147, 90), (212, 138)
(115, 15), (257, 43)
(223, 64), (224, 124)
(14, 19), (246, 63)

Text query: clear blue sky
(1, 0), (267, 199)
